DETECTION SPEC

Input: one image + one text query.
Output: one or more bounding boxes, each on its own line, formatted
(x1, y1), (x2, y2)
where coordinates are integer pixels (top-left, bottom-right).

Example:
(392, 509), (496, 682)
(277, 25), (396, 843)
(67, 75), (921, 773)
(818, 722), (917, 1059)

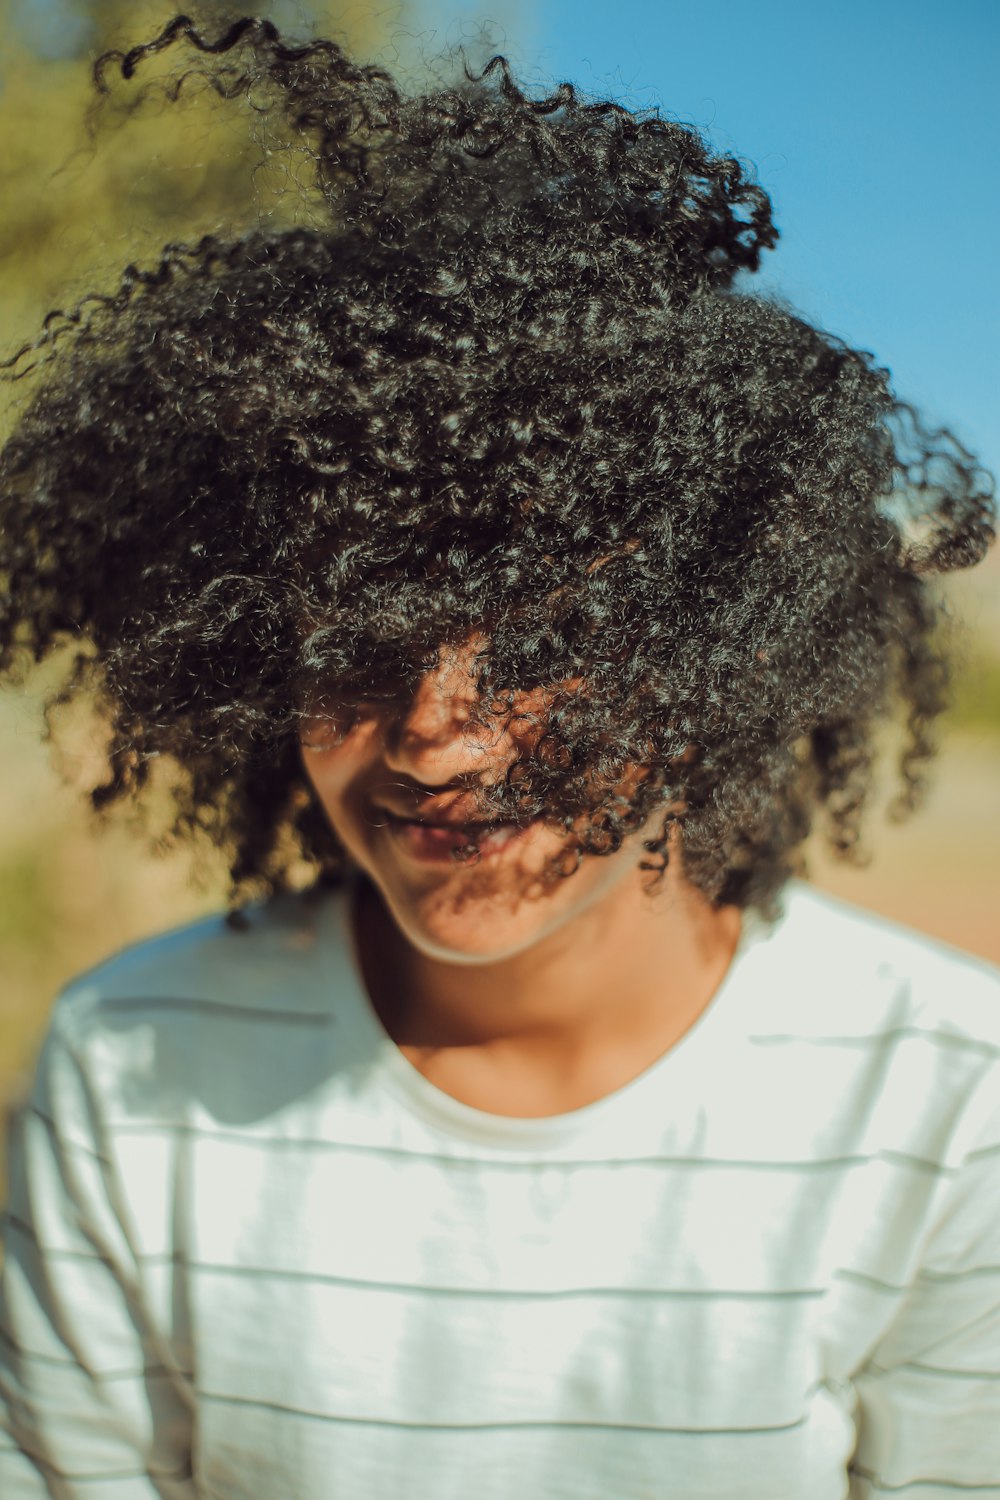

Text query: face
(299, 633), (666, 965)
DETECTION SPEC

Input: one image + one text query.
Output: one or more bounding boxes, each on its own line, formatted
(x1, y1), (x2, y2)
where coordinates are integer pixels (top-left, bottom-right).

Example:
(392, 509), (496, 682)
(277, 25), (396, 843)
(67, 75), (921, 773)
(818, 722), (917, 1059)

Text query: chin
(364, 863), (573, 966)
(385, 888), (550, 965)
(351, 826), (627, 966)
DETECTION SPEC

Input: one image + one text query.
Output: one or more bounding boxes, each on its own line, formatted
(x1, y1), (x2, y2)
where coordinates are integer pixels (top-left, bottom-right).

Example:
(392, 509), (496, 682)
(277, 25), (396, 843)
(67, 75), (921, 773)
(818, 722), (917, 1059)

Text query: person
(1, 13), (998, 1498)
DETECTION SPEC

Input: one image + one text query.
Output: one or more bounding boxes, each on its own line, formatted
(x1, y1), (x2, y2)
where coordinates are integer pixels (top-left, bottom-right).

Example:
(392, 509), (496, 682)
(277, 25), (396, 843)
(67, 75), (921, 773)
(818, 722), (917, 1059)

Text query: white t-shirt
(1, 877), (999, 1500)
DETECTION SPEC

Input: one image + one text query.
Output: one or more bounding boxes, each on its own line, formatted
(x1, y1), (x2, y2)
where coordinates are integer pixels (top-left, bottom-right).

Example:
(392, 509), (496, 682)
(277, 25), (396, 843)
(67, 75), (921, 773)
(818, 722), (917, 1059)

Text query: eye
(298, 695), (366, 751)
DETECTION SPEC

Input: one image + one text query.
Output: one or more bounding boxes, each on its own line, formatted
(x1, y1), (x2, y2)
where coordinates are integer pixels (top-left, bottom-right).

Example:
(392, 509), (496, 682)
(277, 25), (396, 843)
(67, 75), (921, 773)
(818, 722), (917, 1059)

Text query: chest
(160, 1138), (921, 1498)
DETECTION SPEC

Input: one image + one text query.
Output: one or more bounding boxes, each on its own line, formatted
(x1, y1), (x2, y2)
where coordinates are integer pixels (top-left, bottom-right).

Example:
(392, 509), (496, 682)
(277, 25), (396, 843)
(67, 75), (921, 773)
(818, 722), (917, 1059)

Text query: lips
(373, 795), (500, 829)
(377, 806), (534, 862)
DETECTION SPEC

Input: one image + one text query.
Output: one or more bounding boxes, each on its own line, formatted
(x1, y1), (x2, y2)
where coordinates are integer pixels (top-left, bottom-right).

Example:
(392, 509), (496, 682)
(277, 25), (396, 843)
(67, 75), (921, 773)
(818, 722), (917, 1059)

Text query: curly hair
(0, 13), (995, 916)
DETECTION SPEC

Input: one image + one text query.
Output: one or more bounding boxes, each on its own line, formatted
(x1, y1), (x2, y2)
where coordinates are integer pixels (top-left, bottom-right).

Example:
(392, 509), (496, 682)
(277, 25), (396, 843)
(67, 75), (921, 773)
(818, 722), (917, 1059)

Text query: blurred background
(1, 0), (998, 1180)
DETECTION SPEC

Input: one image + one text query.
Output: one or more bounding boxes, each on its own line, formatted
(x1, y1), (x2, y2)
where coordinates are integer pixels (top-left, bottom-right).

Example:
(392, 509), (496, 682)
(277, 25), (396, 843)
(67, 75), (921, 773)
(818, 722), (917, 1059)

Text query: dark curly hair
(1, 14), (995, 916)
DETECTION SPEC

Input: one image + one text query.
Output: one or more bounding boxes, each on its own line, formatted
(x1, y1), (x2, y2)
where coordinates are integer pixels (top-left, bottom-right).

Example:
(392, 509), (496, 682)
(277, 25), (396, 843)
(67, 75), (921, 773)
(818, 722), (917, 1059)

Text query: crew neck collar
(323, 869), (772, 1151)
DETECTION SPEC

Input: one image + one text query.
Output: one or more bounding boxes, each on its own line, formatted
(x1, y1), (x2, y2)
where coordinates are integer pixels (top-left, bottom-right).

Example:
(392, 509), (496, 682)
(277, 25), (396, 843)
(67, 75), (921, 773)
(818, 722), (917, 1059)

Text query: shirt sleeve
(849, 1064), (1000, 1498)
(0, 1000), (196, 1499)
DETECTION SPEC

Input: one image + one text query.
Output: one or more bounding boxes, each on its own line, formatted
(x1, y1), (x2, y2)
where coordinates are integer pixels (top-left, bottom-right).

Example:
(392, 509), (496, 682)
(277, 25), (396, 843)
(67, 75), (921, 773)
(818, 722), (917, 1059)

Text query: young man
(1, 16), (998, 1498)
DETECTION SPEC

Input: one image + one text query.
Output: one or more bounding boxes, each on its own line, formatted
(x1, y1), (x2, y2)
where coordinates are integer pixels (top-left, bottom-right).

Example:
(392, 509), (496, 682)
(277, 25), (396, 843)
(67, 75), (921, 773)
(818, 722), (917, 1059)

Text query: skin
(300, 635), (743, 1117)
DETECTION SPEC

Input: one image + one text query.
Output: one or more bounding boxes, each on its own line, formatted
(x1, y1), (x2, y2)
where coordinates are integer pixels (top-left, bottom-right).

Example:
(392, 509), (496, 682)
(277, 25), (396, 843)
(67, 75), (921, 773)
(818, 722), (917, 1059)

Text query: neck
(351, 858), (742, 1107)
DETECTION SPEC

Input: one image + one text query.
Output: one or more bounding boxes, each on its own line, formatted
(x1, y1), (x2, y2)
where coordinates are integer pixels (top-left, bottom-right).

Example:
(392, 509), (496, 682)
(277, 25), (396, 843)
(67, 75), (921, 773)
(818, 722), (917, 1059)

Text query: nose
(380, 634), (515, 786)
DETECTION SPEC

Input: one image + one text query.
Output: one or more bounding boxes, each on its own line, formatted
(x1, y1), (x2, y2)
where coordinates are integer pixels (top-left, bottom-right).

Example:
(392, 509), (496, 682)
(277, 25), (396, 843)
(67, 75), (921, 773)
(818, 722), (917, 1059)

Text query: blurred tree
(0, 0), (404, 382)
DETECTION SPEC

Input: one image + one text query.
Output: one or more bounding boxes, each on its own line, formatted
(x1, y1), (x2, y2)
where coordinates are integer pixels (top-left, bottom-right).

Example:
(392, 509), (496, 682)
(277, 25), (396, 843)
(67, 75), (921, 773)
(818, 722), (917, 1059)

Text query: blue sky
(408, 0), (1000, 488)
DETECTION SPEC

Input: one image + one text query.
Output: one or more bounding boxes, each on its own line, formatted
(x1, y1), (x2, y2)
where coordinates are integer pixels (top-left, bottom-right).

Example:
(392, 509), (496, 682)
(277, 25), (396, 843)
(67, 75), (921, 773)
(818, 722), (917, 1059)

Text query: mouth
(379, 811), (535, 863)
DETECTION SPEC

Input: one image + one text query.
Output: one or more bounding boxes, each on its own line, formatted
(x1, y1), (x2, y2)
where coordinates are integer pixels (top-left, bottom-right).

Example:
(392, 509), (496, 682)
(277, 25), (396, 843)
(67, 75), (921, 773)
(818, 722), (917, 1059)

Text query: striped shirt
(1, 877), (999, 1499)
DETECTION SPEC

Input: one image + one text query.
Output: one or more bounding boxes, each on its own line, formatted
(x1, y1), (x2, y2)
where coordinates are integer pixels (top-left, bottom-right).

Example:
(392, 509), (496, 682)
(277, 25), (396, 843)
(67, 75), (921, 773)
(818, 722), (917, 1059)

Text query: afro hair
(0, 13), (995, 915)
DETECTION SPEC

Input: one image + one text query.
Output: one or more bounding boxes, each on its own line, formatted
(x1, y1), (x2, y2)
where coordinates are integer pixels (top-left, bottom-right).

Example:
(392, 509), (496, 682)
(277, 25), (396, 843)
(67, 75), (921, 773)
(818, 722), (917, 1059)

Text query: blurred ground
(806, 731), (999, 962)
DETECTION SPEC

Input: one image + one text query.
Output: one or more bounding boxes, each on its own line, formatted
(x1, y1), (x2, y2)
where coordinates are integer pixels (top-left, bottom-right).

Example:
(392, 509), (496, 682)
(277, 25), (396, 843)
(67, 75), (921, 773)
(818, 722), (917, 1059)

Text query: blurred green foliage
(948, 649), (1000, 735)
(0, 0), (400, 383)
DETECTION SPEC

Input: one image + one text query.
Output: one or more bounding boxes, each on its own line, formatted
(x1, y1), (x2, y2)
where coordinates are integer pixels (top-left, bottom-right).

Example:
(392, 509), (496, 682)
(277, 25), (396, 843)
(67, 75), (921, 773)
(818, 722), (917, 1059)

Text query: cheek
(298, 718), (375, 819)
(299, 745), (373, 867)
(298, 750), (340, 840)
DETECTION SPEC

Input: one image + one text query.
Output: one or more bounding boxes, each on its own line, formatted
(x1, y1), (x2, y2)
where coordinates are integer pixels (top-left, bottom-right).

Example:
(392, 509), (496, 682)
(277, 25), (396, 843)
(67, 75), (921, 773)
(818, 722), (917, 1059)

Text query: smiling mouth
(380, 811), (533, 861)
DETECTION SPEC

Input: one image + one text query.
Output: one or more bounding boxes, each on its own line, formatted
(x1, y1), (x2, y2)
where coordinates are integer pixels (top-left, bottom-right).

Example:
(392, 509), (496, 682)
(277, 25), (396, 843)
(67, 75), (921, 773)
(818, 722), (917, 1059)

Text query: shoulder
(768, 881), (1000, 1050)
(739, 883), (1000, 1171)
(22, 879), (367, 1135)
(56, 884), (343, 1022)
(40, 883), (354, 1123)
